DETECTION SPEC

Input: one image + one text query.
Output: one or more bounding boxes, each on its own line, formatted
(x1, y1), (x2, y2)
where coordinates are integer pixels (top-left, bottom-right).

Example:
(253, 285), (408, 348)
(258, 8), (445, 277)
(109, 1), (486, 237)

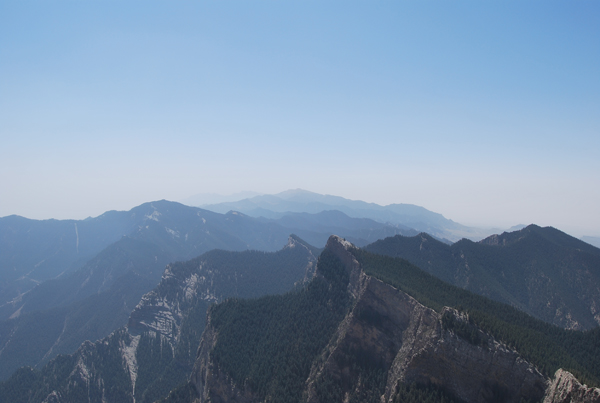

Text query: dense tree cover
(391, 382), (462, 403)
(0, 236), (318, 402)
(364, 226), (600, 330)
(180, 244), (317, 299)
(353, 248), (600, 386)
(312, 349), (388, 403)
(208, 248), (351, 403)
(441, 310), (488, 348)
(162, 241), (599, 403)
(160, 381), (198, 403)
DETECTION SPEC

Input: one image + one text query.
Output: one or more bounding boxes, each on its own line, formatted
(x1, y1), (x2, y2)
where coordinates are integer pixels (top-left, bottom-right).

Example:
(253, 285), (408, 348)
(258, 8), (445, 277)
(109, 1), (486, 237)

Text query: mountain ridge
(0, 236), (319, 402)
(185, 235), (600, 403)
(196, 189), (498, 242)
(364, 224), (600, 330)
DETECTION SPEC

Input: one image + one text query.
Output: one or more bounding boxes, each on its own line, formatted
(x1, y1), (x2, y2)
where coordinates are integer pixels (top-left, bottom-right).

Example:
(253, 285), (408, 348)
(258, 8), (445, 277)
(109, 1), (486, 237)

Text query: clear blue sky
(1, 1), (599, 237)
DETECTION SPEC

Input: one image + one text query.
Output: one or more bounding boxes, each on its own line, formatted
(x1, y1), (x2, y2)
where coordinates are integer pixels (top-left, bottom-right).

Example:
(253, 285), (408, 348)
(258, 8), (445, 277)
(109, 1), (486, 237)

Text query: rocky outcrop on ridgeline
(305, 236), (547, 403)
(365, 225), (600, 330)
(544, 369), (600, 403)
(0, 236), (319, 403)
(128, 235), (318, 343)
(190, 235), (549, 403)
(34, 330), (136, 403)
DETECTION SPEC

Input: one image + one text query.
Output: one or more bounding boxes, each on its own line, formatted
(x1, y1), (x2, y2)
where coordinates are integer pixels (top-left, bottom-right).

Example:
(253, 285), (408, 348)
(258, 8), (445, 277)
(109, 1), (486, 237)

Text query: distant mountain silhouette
(198, 189), (499, 242)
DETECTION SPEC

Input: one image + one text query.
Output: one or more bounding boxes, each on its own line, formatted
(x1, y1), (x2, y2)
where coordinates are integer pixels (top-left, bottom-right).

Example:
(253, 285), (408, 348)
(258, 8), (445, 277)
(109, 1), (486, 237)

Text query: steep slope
(545, 370), (600, 403)
(582, 236), (600, 249)
(0, 211), (138, 307)
(0, 201), (308, 380)
(1, 200), (415, 382)
(364, 225), (600, 330)
(0, 236), (318, 403)
(185, 236), (600, 403)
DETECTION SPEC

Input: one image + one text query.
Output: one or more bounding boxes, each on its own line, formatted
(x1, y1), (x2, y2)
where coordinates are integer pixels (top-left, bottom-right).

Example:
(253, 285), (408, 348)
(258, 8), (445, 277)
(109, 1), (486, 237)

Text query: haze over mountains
(0, 200), (412, 380)
(189, 189), (500, 243)
(1, 193), (599, 402)
(3, 234), (599, 403)
(0, 237), (319, 402)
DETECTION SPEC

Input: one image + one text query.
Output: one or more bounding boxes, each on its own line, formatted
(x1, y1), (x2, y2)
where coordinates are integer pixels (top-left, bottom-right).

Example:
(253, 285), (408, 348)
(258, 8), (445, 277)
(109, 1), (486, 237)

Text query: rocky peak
(304, 273), (547, 403)
(190, 236), (554, 403)
(323, 235), (364, 298)
(545, 369), (600, 403)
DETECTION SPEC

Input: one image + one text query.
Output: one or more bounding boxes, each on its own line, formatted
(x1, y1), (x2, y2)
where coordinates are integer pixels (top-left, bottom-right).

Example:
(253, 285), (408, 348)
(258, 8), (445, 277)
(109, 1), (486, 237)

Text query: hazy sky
(1, 1), (599, 237)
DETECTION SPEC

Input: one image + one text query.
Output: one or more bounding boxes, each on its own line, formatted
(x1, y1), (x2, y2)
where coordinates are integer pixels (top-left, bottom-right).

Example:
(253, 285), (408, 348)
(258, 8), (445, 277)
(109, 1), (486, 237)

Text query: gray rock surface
(545, 369), (600, 403)
(189, 236), (595, 403)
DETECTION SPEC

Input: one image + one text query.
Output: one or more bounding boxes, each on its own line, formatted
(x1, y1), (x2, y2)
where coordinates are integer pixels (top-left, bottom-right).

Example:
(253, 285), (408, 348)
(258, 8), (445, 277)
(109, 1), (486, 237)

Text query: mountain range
(364, 225), (600, 330)
(195, 189), (516, 242)
(0, 201), (410, 381)
(1, 195), (599, 402)
(0, 235), (318, 402)
(1, 232), (599, 402)
(178, 236), (600, 403)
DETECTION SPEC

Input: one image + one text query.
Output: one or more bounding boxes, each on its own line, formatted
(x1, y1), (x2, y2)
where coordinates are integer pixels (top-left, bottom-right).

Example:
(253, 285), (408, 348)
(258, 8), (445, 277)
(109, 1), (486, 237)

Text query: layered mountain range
(197, 189), (496, 242)
(2, 235), (600, 403)
(184, 236), (600, 403)
(365, 225), (600, 330)
(1, 195), (599, 403)
(0, 236), (318, 402)
(0, 201), (408, 381)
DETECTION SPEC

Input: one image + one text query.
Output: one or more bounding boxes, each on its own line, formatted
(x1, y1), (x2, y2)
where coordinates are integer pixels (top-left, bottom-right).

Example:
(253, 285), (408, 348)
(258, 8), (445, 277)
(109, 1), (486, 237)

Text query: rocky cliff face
(305, 236), (547, 403)
(190, 235), (558, 403)
(189, 312), (257, 403)
(128, 235), (318, 345)
(545, 369), (600, 403)
(1, 236), (318, 403)
(365, 226), (600, 331)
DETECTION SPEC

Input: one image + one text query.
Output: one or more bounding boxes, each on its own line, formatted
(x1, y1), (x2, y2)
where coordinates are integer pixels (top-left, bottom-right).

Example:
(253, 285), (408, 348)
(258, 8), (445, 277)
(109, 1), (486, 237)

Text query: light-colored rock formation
(545, 369), (600, 403)
(191, 235), (551, 403)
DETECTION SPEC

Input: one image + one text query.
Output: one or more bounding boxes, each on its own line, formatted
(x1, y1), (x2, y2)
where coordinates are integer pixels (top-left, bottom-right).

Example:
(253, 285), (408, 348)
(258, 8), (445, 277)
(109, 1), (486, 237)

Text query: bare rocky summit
(545, 369), (600, 403)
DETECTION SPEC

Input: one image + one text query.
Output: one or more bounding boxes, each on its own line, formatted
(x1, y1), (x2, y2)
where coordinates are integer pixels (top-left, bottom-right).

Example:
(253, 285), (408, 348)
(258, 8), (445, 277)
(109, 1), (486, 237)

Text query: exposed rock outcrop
(305, 237), (547, 403)
(191, 235), (552, 403)
(545, 369), (600, 403)
(190, 312), (257, 403)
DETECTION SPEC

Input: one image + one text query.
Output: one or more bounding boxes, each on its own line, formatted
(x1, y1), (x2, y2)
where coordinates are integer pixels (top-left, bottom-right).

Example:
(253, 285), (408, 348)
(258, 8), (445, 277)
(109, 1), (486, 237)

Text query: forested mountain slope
(364, 225), (600, 330)
(0, 236), (318, 403)
(0, 200), (297, 381)
(0, 200), (290, 320)
(1, 200), (400, 381)
(1, 201), (407, 323)
(178, 236), (600, 403)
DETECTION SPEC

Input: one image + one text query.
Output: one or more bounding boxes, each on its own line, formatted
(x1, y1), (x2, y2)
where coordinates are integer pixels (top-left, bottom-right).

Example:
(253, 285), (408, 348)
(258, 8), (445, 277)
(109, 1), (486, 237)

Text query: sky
(1, 1), (599, 237)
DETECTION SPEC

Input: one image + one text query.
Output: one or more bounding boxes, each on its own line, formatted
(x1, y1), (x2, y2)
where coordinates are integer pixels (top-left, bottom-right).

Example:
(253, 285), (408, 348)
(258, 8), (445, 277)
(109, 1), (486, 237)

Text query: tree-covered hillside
(0, 236), (318, 403)
(0, 199), (330, 381)
(364, 225), (600, 330)
(167, 237), (600, 403)
(353, 247), (600, 386)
